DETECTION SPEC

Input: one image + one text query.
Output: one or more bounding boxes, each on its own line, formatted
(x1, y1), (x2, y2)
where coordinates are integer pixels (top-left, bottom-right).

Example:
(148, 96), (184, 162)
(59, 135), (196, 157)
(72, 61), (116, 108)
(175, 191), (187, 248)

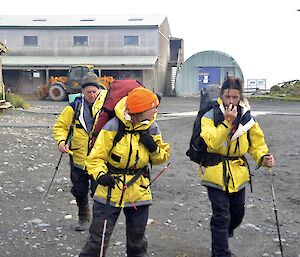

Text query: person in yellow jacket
(80, 87), (170, 257)
(200, 77), (275, 257)
(53, 72), (107, 231)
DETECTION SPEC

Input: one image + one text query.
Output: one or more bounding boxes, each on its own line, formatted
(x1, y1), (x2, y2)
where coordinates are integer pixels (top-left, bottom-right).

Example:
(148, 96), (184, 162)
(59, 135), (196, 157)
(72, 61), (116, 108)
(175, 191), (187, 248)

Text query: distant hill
(270, 80), (300, 97)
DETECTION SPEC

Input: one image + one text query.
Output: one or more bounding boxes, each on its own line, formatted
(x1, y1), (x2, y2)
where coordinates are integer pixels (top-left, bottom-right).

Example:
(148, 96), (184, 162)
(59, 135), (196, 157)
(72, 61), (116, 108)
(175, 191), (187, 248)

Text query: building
(175, 50), (244, 96)
(0, 15), (183, 96)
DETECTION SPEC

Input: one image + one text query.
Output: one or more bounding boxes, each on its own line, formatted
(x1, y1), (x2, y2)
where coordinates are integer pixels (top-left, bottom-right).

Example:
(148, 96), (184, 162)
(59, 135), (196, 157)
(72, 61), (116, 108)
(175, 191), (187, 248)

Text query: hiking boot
(74, 205), (90, 231)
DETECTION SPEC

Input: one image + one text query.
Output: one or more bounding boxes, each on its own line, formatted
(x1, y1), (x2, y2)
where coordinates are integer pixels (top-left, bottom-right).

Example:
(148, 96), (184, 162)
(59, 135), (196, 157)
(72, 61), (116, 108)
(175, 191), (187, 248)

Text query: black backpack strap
(113, 118), (126, 146)
(66, 97), (82, 145)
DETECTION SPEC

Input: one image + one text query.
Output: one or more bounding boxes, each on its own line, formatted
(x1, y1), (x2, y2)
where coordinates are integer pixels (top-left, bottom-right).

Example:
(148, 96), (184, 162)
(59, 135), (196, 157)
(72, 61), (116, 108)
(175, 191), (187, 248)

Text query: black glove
(140, 133), (157, 153)
(97, 174), (115, 188)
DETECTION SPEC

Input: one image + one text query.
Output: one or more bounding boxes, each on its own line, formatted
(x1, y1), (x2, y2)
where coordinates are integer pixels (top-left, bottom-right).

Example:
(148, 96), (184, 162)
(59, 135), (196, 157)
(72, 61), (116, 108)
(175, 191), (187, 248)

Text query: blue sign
(198, 67), (221, 90)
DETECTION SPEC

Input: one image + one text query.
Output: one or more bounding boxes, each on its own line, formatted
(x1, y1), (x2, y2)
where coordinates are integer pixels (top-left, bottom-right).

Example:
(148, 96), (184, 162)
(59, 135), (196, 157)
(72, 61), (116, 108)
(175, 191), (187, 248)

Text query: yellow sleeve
(52, 106), (74, 145)
(149, 133), (170, 165)
(200, 116), (232, 150)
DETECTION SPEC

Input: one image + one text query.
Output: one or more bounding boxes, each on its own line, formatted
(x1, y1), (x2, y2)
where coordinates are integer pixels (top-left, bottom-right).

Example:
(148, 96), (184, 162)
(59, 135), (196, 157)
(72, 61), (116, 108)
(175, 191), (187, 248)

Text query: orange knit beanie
(126, 87), (159, 114)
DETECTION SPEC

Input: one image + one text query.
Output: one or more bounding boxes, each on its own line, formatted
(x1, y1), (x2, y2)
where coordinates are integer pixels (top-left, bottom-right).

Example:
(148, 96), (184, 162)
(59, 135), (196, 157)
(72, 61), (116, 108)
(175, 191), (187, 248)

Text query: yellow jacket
(52, 90), (107, 169)
(200, 99), (269, 193)
(86, 97), (170, 207)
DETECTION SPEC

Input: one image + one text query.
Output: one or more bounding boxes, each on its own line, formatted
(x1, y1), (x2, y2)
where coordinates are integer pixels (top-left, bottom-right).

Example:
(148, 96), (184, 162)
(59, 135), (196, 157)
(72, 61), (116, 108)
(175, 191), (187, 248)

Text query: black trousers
(70, 166), (97, 207)
(207, 187), (245, 257)
(80, 201), (149, 257)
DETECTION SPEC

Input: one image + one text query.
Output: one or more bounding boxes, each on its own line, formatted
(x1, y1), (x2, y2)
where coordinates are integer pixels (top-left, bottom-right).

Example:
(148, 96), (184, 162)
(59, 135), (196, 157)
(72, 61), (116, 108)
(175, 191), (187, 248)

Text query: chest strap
(107, 163), (149, 178)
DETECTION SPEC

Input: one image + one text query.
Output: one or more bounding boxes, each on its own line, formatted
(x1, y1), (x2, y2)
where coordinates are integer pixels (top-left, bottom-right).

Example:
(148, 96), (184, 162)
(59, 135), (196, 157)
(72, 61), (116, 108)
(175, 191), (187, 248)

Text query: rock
(36, 186), (45, 193)
(64, 214), (72, 220)
(272, 237), (286, 243)
(30, 218), (43, 224)
(70, 199), (77, 205)
(114, 241), (123, 246)
(37, 223), (50, 228)
(241, 223), (263, 232)
(147, 219), (154, 225)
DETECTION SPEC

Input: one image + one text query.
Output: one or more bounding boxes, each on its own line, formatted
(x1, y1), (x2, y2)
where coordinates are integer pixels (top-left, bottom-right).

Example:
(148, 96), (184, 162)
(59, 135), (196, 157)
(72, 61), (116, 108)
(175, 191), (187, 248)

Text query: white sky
(1, 0), (300, 88)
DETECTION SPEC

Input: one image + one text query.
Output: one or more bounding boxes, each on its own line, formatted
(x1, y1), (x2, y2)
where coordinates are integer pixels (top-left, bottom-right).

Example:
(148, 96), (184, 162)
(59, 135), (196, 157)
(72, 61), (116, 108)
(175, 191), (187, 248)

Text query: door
(20, 70), (34, 94)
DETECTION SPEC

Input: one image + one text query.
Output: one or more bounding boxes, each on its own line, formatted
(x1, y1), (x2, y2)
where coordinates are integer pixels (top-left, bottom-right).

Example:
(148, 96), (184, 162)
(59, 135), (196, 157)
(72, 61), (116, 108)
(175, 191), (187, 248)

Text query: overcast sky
(1, 0), (299, 88)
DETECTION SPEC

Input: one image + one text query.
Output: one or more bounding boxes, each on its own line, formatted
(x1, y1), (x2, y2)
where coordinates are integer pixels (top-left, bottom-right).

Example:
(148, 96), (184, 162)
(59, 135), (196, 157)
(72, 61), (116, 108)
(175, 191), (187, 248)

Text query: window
(24, 36), (38, 46)
(74, 36), (88, 46)
(124, 36), (139, 46)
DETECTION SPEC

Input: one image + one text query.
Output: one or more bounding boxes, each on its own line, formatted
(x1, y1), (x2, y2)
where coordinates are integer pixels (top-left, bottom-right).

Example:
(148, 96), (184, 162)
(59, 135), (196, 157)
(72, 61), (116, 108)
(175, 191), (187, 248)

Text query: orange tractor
(38, 64), (113, 101)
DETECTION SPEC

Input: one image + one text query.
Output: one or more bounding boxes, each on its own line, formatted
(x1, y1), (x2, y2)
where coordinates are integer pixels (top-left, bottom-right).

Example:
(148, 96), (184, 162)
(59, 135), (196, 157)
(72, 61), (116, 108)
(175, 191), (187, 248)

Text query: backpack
(186, 84), (221, 165)
(90, 79), (143, 148)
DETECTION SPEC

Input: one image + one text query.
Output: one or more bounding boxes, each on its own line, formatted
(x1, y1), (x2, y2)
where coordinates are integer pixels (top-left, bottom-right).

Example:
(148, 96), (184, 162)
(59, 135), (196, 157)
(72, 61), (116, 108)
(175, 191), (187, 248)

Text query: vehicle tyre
(49, 83), (67, 101)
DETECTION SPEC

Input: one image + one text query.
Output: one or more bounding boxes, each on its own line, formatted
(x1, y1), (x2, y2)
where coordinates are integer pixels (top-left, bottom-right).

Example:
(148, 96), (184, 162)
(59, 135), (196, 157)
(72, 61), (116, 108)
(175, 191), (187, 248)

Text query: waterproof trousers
(79, 201), (149, 257)
(70, 166), (97, 207)
(207, 187), (245, 257)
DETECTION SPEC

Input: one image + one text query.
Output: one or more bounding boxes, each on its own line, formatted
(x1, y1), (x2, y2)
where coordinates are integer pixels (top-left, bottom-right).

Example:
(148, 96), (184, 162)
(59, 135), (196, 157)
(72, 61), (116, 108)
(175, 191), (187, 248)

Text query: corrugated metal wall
(175, 50), (244, 96)
(0, 28), (159, 56)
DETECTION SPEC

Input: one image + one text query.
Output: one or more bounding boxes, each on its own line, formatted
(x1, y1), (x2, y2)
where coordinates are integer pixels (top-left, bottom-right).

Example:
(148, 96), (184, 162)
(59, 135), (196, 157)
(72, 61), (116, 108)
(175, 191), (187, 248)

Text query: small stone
(36, 186), (45, 193)
(64, 214), (72, 220)
(70, 199), (77, 205)
(147, 219), (154, 225)
(30, 218), (43, 224)
(114, 241), (122, 246)
(272, 237), (286, 243)
(37, 223), (50, 228)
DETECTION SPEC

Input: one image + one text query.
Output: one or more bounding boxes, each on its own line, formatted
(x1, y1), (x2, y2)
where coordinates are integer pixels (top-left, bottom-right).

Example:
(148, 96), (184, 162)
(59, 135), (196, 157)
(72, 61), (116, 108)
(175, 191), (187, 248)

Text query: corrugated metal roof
(175, 50), (244, 96)
(0, 15), (167, 27)
(2, 55), (158, 67)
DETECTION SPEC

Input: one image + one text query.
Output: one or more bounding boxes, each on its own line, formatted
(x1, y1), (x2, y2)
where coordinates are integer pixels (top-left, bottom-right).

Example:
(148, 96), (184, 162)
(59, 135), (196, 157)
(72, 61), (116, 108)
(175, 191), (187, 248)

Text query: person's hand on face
(222, 89), (240, 124)
(224, 104), (237, 124)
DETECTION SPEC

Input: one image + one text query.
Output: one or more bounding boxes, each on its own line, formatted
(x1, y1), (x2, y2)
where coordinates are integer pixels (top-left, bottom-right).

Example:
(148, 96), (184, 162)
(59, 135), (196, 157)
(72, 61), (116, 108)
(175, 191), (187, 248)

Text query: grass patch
(0, 92), (30, 109)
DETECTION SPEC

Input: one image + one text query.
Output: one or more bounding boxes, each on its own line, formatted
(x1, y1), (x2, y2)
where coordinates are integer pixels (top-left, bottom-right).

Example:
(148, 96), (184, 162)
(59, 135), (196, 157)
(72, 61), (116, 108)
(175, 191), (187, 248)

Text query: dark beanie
(81, 72), (102, 89)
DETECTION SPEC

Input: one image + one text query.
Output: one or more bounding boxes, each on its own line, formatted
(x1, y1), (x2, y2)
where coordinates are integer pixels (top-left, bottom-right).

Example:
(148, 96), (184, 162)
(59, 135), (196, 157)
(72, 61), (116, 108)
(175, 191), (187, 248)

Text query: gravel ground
(0, 97), (299, 257)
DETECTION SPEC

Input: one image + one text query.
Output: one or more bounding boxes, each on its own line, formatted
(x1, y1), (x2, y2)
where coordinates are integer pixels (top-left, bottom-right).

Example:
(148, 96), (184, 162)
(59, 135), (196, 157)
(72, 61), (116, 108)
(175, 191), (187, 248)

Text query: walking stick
(100, 186), (112, 257)
(140, 162), (171, 189)
(147, 162), (170, 188)
(268, 168), (284, 257)
(44, 149), (73, 198)
(46, 98), (80, 198)
(44, 152), (63, 198)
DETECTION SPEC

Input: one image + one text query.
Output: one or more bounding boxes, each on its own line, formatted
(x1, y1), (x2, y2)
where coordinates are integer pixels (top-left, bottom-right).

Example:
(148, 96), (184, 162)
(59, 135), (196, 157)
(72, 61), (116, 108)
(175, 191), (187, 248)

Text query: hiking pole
(44, 152), (63, 198)
(268, 168), (284, 257)
(140, 162), (171, 189)
(45, 149), (73, 198)
(147, 162), (170, 188)
(100, 185), (112, 257)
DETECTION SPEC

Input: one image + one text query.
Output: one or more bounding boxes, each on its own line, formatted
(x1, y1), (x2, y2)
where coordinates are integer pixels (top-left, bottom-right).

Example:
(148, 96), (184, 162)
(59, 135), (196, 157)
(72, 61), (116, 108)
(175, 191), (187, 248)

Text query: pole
(100, 186), (112, 257)
(147, 162), (170, 188)
(45, 97), (80, 198)
(140, 163), (171, 189)
(269, 168), (284, 257)
(44, 152), (63, 198)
